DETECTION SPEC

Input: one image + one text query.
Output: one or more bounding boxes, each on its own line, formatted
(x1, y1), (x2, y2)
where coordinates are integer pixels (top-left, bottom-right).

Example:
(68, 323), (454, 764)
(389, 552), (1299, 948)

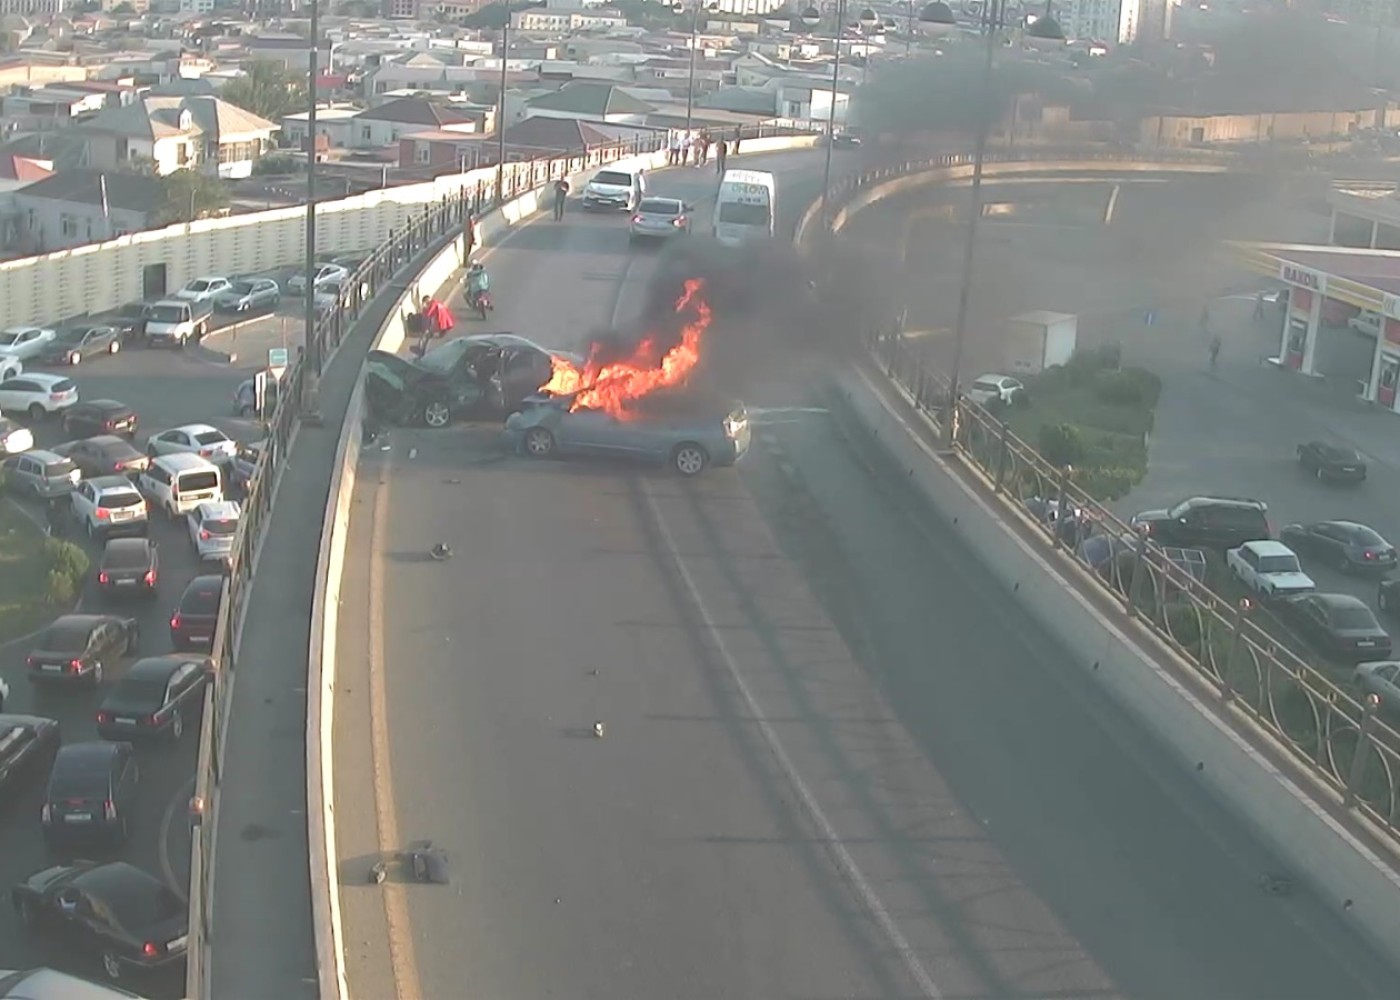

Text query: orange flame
(543, 278), (710, 419)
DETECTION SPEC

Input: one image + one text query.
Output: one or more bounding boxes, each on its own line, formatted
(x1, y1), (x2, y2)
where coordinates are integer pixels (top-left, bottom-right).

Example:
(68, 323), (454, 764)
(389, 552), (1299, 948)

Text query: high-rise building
(1064, 0), (1141, 44)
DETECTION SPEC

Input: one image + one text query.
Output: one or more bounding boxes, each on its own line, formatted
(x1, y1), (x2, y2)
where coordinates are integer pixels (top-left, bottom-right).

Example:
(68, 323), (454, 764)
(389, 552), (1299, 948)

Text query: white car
(175, 276), (233, 305)
(70, 475), (149, 539)
(0, 356), (19, 382)
(145, 423), (238, 463)
(0, 417), (34, 454)
(0, 373), (78, 420)
(966, 374), (1024, 407)
(0, 326), (55, 362)
(187, 499), (242, 565)
(1226, 539), (1316, 600)
(287, 263), (348, 296)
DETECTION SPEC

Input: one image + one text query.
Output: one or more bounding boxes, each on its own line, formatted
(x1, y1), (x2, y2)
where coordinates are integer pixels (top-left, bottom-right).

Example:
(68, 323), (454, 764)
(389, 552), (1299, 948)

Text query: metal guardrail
(180, 119), (818, 998)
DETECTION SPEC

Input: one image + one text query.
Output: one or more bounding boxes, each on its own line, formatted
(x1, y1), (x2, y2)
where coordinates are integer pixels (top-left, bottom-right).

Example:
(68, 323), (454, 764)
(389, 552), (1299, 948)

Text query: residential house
(244, 35), (320, 72)
(9, 169), (166, 254)
(73, 95), (276, 178)
(281, 106), (361, 149)
(0, 149), (50, 248)
(0, 59), (88, 91)
(351, 97), (484, 149)
(407, 115), (651, 171)
(525, 82), (655, 124)
(511, 8), (627, 31)
(2, 85), (110, 132)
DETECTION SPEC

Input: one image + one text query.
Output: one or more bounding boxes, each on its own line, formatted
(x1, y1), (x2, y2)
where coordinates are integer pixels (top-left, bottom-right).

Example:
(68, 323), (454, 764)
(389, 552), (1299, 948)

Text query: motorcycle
(470, 288), (493, 321)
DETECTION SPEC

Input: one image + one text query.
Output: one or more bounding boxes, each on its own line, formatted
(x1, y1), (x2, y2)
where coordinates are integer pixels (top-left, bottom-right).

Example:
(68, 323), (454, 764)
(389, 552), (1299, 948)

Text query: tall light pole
(857, 7), (879, 87)
(301, 0), (321, 415)
(496, 2), (511, 200)
(673, 0), (714, 137)
(802, 2), (845, 229)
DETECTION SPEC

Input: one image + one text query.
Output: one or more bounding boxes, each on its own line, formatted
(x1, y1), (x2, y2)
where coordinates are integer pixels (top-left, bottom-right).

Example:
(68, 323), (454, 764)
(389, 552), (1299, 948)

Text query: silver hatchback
(2, 449), (79, 498)
(629, 198), (692, 243)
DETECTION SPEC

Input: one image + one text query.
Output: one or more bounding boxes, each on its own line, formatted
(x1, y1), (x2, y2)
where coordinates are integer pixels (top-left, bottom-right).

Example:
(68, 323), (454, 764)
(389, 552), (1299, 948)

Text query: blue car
(503, 393), (750, 476)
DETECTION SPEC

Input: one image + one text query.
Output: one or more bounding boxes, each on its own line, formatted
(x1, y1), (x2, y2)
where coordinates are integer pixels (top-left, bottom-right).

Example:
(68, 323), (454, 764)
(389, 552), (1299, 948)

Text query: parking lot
(0, 338), (266, 996)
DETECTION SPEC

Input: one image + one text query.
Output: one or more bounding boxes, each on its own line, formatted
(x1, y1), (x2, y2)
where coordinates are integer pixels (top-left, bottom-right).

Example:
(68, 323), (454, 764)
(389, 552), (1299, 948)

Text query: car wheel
(27, 403), (44, 421)
(422, 400), (452, 428)
(102, 952), (122, 981)
(108, 340), (120, 354)
(672, 443), (708, 477)
(523, 427), (555, 458)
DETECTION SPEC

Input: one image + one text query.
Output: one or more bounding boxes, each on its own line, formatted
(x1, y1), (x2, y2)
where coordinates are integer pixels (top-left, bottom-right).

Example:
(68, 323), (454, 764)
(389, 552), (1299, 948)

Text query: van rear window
(178, 471), (220, 492)
(717, 202), (769, 226)
(98, 492), (143, 509)
(44, 459), (76, 477)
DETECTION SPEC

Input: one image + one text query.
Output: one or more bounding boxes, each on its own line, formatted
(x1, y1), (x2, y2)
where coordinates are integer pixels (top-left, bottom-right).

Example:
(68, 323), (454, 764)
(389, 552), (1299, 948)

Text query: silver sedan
(628, 198), (692, 243)
(215, 278), (281, 313)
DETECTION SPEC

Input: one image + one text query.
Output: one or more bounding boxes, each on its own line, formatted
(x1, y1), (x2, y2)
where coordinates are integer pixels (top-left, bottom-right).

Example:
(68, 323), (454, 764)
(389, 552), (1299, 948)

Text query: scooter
(470, 288), (493, 321)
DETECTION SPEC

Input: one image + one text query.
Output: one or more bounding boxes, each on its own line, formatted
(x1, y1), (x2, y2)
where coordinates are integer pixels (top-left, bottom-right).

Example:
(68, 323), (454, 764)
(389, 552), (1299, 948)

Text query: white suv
(0, 372), (78, 420)
(71, 475), (149, 539)
(966, 374), (1024, 407)
(188, 500), (241, 565)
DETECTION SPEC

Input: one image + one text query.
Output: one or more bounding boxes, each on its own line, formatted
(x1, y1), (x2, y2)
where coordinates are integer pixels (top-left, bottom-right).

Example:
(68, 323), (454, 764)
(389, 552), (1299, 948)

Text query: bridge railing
(800, 146), (1400, 854)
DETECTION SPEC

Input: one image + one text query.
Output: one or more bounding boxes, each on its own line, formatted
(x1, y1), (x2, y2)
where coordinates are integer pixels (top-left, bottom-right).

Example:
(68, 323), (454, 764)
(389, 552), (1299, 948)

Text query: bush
(1039, 422), (1084, 467)
(253, 153), (302, 176)
(1092, 367), (1162, 408)
(44, 537), (88, 583)
(44, 569), (74, 606)
(1072, 465), (1142, 502)
(1164, 603), (1204, 654)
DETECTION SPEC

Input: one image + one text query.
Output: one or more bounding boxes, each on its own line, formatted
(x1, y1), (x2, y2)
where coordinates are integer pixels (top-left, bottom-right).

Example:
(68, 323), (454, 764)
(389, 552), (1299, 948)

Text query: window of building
(60, 214), (78, 238)
(415, 143), (431, 164)
(361, 125), (373, 140)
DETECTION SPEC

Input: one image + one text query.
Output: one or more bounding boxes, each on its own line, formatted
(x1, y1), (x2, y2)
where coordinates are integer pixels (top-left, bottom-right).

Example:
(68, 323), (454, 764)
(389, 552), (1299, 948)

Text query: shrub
(1093, 341), (1122, 371)
(44, 569), (74, 606)
(1038, 422), (1084, 467)
(1092, 366), (1162, 408)
(1164, 603), (1204, 654)
(1072, 465), (1142, 502)
(44, 537), (89, 584)
(253, 153), (302, 176)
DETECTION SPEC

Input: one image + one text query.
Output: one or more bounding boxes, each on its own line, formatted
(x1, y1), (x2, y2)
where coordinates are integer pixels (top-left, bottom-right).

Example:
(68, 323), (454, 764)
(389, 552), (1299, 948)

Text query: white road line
(640, 481), (946, 1000)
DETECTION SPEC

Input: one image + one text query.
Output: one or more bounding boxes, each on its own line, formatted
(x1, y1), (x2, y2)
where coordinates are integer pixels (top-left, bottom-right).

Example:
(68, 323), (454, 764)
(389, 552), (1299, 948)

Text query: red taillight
(200, 530), (211, 541)
(673, 217), (685, 227)
(631, 215), (642, 223)
(141, 714), (157, 727)
(103, 799), (117, 821)
(199, 448), (212, 457)
(142, 941), (159, 958)
(49, 392), (64, 400)
(69, 659), (82, 674)
(104, 420), (115, 430)
(99, 571), (110, 584)
(96, 710), (112, 724)
(1365, 550), (1376, 561)
(144, 569), (156, 584)
(25, 656), (34, 667)
(95, 507), (110, 520)
(171, 614), (181, 629)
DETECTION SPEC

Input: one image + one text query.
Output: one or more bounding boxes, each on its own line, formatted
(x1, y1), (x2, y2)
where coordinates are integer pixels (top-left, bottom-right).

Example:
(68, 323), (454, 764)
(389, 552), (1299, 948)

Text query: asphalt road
(0, 343), (261, 996)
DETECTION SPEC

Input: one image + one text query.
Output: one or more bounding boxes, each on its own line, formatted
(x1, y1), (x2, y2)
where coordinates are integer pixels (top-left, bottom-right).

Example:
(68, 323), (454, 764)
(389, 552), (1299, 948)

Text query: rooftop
(526, 81), (655, 117)
(19, 169), (167, 214)
(356, 97), (475, 126)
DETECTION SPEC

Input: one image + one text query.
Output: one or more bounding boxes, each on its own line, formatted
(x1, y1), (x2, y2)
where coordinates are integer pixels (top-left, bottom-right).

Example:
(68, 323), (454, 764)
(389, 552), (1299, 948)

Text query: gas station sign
(1279, 262), (1324, 293)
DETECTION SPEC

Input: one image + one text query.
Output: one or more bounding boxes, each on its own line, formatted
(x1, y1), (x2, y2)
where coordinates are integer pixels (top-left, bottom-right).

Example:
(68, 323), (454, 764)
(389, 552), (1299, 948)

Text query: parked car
(1274, 592), (1392, 663)
(70, 477), (149, 540)
(365, 334), (573, 428)
(95, 300), (154, 343)
(1354, 660), (1400, 717)
(1379, 578), (1400, 616)
(96, 656), (211, 743)
(96, 538), (159, 600)
(173, 276), (231, 305)
(965, 374), (1024, 408)
(1279, 520), (1397, 575)
(233, 376), (280, 419)
(504, 393), (751, 476)
(40, 325), (121, 366)
(0, 373), (78, 421)
(1296, 440), (1366, 483)
(169, 575), (223, 651)
(1, 450), (79, 498)
(52, 436), (148, 479)
(213, 278), (280, 314)
(0, 714), (60, 799)
(1130, 496), (1271, 550)
(10, 861), (188, 980)
(582, 168), (646, 211)
(1225, 539), (1315, 599)
(629, 197), (692, 243)
(286, 263), (348, 296)
(144, 423), (236, 463)
(187, 500), (240, 567)
(62, 400), (138, 439)
(227, 440), (265, 497)
(142, 300), (210, 349)
(39, 742), (139, 849)
(0, 968), (147, 998)
(0, 326), (55, 362)
(0, 356), (19, 382)
(26, 614), (139, 688)
(0, 417), (33, 455)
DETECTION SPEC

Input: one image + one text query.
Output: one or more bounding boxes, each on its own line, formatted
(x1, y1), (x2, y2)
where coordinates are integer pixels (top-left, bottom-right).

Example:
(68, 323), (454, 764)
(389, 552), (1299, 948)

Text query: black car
(1279, 520), (1397, 575)
(41, 325), (121, 366)
(27, 615), (140, 688)
(1130, 496), (1271, 550)
(1275, 592), (1392, 663)
(11, 861), (188, 981)
(40, 742), (138, 849)
(1297, 440), (1367, 483)
(98, 538), (159, 599)
(365, 334), (573, 429)
(97, 656), (211, 743)
(95, 301), (152, 342)
(169, 576), (223, 651)
(0, 714), (61, 800)
(62, 400), (139, 439)
(53, 436), (149, 479)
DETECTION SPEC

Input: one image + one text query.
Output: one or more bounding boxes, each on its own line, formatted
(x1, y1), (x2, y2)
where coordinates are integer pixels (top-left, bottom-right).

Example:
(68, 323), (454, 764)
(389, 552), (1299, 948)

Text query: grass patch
(0, 499), (87, 643)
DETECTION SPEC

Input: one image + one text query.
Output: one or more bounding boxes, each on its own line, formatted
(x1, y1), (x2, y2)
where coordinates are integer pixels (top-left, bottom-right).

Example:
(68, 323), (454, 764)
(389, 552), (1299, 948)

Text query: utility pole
(301, 0), (322, 420)
(496, 2), (510, 202)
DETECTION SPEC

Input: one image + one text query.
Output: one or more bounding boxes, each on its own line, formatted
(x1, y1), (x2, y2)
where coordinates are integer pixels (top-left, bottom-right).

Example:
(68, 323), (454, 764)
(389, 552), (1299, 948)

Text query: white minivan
(138, 452), (224, 517)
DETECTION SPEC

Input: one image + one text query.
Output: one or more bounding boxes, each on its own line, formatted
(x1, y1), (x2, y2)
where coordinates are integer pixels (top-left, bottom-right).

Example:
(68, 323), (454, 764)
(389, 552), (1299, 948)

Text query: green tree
(220, 60), (307, 122)
(160, 168), (229, 224)
(464, 0), (544, 28)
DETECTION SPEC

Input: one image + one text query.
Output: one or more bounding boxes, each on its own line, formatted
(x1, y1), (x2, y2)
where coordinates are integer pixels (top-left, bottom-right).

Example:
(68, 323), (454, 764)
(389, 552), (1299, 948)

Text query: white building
(510, 9), (626, 31)
(1064, 0), (1140, 44)
(179, 0), (215, 12)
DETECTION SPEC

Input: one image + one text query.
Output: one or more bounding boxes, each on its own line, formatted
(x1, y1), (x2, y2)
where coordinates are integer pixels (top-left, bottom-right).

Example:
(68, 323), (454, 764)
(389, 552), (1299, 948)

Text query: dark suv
(1130, 496), (1271, 550)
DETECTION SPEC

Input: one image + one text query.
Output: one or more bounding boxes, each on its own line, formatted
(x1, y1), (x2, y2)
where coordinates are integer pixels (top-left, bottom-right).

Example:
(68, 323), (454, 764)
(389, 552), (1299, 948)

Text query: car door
(500, 350), (549, 409)
(1371, 663), (1400, 705)
(553, 409), (612, 454)
(154, 430), (188, 455)
(71, 480), (94, 521)
(1310, 524), (1345, 560)
(0, 377), (35, 410)
(90, 621), (117, 663)
(16, 330), (39, 357)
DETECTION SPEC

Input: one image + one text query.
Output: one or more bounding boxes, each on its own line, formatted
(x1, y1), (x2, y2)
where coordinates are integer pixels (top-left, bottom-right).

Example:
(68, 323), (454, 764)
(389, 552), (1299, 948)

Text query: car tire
(422, 400), (452, 429)
(178, 333), (188, 349)
(102, 952), (122, 981)
(523, 427), (555, 458)
(109, 340), (120, 354)
(27, 403), (44, 421)
(171, 712), (184, 741)
(672, 443), (708, 477)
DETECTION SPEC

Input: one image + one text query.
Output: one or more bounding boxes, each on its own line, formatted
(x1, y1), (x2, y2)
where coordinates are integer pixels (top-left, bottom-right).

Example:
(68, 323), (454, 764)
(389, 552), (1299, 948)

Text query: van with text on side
(714, 169), (776, 247)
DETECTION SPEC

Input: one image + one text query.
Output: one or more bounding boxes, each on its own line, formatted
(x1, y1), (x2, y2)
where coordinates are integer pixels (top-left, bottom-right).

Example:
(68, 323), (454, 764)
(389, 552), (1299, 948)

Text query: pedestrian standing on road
(698, 133), (710, 166)
(681, 133), (693, 167)
(732, 127), (741, 154)
(715, 138), (727, 174)
(553, 177), (570, 221)
(1209, 333), (1222, 370)
(1253, 292), (1265, 320)
(668, 132), (681, 166)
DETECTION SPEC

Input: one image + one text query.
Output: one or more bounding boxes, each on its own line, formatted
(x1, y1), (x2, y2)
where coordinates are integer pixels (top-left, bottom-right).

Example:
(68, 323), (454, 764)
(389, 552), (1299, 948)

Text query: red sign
(1291, 288), (1313, 312)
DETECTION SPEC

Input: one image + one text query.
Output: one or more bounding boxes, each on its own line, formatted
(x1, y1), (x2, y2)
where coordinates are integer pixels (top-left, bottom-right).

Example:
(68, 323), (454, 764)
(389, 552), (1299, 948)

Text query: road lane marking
(367, 464), (424, 1000)
(640, 481), (946, 1000)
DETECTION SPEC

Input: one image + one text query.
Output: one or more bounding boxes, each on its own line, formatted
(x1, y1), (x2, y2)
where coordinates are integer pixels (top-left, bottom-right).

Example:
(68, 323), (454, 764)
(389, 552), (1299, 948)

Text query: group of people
(667, 129), (740, 171)
(408, 290), (457, 354)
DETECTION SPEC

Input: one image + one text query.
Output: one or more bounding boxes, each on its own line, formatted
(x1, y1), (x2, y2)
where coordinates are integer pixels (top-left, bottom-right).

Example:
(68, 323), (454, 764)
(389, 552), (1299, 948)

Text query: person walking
(1208, 333), (1222, 370)
(732, 127), (741, 154)
(1253, 292), (1265, 321)
(462, 208), (477, 260)
(715, 138), (727, 174)
(669, 132), (682, 166)
(681, 132), (693, 166)
(552, 177), (570, 221)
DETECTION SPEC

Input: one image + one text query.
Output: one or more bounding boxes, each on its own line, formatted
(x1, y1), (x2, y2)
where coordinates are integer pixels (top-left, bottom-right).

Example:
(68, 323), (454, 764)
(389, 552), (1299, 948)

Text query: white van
(144, 299), (211, 349)
(582, 167), (647, 211)
(139, 452), (224, 517)
(714, 169), (776, 246)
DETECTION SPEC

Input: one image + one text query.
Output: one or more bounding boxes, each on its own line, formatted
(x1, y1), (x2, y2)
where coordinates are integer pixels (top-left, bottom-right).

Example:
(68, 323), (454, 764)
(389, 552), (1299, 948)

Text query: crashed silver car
(502, 392), (750, 476)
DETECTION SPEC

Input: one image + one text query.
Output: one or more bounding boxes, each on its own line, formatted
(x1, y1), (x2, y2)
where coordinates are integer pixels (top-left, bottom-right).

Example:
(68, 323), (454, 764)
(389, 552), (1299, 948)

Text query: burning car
(504, 392), (750, 476)
(364, 334), (577, 429)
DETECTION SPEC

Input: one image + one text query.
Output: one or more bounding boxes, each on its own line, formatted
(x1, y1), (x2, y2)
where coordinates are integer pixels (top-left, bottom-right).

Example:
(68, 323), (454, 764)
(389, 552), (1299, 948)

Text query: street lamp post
(857, 7), (879, 86)
(301, 0), (321, 417)
(802, 3), (846, 229)
(496, 2), (511, 203)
